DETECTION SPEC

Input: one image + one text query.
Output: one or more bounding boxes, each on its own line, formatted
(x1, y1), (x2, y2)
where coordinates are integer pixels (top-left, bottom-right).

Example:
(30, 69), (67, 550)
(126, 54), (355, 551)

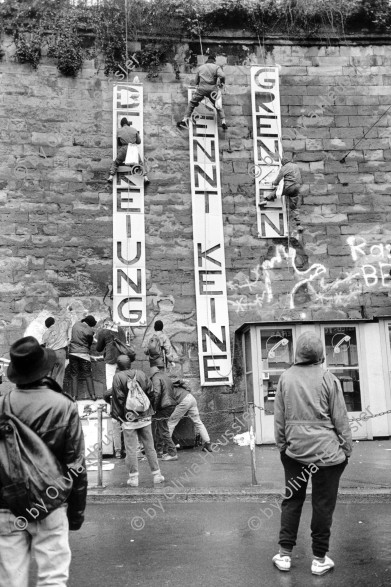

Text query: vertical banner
(251, 66), (287, 238)
(188, 92), (232, 386)
(112, 84), (146, 326)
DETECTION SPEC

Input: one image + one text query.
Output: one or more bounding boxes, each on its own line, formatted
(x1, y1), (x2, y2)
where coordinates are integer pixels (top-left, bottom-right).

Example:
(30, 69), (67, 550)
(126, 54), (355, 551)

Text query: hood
(150, 366), (161, 377)
(294, 331), (324, 365)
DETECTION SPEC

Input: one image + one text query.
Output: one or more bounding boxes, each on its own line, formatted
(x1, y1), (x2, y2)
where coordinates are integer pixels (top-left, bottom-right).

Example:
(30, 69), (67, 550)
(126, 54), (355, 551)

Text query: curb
(87, 487), (391, 503)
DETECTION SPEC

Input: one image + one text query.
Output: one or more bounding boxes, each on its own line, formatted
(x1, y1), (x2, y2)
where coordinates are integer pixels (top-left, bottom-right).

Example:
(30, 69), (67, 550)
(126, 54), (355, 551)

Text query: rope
(100, 405), (391, 423)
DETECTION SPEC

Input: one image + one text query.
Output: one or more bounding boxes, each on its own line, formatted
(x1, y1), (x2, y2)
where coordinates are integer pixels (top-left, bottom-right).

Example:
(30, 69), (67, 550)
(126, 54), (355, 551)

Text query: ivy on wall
(0, 0), (390, 75)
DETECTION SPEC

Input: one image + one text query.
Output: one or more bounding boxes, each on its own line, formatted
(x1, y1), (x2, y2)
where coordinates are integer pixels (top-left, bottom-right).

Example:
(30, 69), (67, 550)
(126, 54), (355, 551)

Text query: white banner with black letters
(188, 91), (232, 386)
(112, 84), (147, 326)
(251, 66), (287, 238)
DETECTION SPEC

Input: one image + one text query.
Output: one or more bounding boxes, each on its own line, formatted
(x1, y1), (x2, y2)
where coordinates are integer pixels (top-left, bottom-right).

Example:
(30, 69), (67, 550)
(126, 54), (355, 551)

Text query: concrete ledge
(87, 487), (391, 503)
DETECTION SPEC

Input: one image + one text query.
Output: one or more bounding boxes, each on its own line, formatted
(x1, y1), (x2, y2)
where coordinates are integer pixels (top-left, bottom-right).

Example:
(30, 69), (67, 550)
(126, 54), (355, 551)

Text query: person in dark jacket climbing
(107, 117), (149, 184)
(259, 157), (303, 231)
(0, 336), (87, 587)
(272, 331), (352, 576)
(177, 54), (227, 130)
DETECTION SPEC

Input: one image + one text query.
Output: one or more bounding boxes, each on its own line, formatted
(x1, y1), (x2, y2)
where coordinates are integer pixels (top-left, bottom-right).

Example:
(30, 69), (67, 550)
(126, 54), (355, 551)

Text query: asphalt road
(34, 502), (391, 587)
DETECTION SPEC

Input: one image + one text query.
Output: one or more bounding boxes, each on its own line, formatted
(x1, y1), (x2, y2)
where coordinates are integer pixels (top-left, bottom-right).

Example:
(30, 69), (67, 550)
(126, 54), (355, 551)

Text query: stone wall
(1, 35), (391, 432)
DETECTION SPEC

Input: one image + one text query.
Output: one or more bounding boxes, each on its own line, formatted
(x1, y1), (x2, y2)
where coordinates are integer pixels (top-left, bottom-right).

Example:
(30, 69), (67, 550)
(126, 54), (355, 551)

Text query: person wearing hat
(259, 157), (303, 232)
(0, 336), (87, 586)
(68, 315), (98, 401)
(111, 355), (164, 487)
(177, 53), (227, 130)
(107, 117), (149, 184)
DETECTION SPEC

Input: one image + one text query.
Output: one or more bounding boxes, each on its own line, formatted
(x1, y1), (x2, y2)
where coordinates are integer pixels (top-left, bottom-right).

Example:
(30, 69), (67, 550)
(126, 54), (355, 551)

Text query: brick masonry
(1, 38), (391, 433)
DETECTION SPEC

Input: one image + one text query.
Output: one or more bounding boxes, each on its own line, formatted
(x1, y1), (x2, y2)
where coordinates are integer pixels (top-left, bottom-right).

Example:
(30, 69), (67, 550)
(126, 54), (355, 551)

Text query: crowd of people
(0, 326), (352, 584)
(41, 314), (213, 481)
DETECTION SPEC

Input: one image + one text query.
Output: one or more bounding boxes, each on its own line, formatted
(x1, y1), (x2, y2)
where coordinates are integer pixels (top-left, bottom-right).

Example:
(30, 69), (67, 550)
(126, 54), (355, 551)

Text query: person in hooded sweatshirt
(273, 331), (352, 576)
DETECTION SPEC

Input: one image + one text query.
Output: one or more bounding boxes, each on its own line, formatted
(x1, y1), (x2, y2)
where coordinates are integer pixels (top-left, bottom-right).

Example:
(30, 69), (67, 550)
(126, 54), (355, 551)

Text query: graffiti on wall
(228, 235), (391, 315)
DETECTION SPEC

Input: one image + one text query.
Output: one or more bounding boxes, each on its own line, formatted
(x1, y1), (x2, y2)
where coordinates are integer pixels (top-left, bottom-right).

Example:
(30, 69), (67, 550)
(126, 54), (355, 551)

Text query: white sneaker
(161, 454), (178, 461)
(311, 555), (334, 575)
(152, 472), (165, 484)
(272, 553), (291, 571)
(127, 475), (139, 487)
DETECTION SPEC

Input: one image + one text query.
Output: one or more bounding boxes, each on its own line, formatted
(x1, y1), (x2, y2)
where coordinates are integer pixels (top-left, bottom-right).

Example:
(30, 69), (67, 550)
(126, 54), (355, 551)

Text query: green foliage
(360, 0), (391, 30)
(136, 42), (174, 78)
(1, 0), (391, 77)
(14, 31), (42, 68)
(47, 16), (84, 77)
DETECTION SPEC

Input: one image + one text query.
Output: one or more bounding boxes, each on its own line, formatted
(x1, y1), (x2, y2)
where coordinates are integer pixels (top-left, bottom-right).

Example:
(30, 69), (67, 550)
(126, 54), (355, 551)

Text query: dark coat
(69, 321), (94, 355)
(111, 369), (154, 423)
(95, 327), (126, 365)
(150, 368), (176, 410)
(0, 380), (87, 529)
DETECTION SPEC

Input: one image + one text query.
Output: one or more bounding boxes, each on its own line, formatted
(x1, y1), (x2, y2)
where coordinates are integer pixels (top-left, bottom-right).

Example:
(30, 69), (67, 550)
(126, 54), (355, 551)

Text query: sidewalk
(87, 439), (391, 502)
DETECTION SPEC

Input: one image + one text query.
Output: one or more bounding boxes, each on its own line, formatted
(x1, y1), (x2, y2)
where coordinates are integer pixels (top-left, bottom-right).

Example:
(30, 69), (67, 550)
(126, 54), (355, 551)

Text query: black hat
(7, 336), (56, 385)
(207, 53), (216, 62)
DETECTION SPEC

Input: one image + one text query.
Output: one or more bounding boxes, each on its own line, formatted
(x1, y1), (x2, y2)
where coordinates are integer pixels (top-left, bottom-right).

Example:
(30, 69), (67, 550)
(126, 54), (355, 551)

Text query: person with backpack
(96, 319), (136, 459)
(167, 378), (213, 453)
(144, 320), (175, 371)
(273, 331), (352, 575)
(111, 355), (164, 487)
(69, 314), (98, 401)
(0, 336), (87, 587)
(150, 366), (178, 461)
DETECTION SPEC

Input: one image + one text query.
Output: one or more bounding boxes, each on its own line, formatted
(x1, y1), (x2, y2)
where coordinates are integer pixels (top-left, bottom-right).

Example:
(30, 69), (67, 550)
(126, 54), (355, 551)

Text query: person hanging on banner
(259, 157), (303, 232)
(177, 53), (228, 131)
(107, 117), (150, 184)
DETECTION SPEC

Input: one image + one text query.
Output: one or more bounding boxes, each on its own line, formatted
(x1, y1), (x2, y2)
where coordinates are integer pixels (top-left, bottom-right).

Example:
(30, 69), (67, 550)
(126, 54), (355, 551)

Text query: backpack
(125, 371), (151, 421)
(113, 337), (136, 362)
(0, 393), (73, 522)
(147, 334), (162, 359)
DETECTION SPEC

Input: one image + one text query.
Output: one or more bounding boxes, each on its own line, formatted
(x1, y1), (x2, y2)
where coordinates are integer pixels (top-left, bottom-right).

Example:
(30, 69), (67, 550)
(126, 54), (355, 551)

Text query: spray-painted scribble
(228, 235), (391, 315)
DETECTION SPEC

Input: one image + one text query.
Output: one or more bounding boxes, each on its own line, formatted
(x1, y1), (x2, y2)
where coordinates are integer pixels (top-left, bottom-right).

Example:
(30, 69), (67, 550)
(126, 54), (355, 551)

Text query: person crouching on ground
(168, 377), (213, 453)
(111, 355), (164, 487)
(273, 331), (352, 576)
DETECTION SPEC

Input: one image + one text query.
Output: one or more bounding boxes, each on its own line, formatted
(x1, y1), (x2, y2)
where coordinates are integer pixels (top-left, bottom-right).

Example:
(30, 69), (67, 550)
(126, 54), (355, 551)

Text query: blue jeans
(0, 505), (71, 587)
(278, 451), (347, 557)
(153, 406), (177, 456)
(123, 425), (159, 476)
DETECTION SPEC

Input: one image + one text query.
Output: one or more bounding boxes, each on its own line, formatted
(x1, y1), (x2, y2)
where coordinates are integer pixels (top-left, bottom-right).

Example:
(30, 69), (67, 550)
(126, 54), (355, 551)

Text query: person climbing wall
(259, 157), (303, 232)
(177, 53), (227, 131)
(107, 117), (150, 184)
